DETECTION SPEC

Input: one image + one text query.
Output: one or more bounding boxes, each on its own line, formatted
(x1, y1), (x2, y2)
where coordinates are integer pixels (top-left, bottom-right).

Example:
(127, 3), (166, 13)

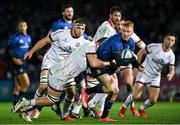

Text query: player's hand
(24, 51), (33, 60)
(138, 65), (144, 72)
(167, 73), (173, 81)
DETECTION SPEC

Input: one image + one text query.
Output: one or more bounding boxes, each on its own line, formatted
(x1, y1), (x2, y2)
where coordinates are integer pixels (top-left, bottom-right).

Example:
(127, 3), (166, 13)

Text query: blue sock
(101, 98), (114, 118)
(85, 84), (103, 94)
(12, 94), (20, 105)
(19, 92), (25, 98)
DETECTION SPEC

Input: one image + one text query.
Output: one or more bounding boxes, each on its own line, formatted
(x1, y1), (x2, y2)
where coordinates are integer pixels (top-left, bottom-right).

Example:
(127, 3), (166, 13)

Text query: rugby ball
(120, 49), (133, 59)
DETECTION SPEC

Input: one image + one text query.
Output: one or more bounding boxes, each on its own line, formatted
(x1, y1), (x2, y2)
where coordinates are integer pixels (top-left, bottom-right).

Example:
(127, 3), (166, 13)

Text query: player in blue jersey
(8, 20), (32, 120)
(85, 21), (139, 122)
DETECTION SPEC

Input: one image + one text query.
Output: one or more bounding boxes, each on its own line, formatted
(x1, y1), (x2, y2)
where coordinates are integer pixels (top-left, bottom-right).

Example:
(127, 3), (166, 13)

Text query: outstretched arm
(24, 36), (51, 60)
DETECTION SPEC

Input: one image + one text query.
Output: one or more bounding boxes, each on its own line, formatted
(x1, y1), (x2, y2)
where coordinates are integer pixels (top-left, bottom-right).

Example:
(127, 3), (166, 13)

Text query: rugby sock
(72, 99), (82, 114)
(62, 98), (73, 118)
(12, 94), (20, 105)
(88, 93), (102, 108)
(85, 84), (103, 94)
(29, 99), (35, 106)
(140, 99), (154, 110)
(98, 94), (107, 112)
(126, 85), (135, 107)
(101, 98), (114, 118)
(123, 94), (134, 108)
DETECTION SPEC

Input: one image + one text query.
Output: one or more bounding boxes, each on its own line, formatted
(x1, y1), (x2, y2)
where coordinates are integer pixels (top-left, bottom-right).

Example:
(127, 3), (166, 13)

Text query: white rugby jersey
(142, 43), (175, 78)
(93, 20), (117, 42)
(93, 20), (140, 43)
(45, 29), (90, 62)
(49, 42), (96, 80)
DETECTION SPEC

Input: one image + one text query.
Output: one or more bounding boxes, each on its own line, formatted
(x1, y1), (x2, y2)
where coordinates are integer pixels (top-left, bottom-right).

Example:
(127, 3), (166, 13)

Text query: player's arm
(136, 40), (146, 49)
(24, 36), (51, 60)
(137, 46), (148, 63)
(167, 65), (175, 81)
(87, 53), (110, 68)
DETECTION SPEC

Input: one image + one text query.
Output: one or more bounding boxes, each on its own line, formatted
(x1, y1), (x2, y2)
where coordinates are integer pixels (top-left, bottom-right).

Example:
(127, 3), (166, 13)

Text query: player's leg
(61, 80), (76, 120)
(120, 68), (139, 117)
(119, 82), (144, 118)
(97, 73), (119, 121)
(139, 86), (160, 118)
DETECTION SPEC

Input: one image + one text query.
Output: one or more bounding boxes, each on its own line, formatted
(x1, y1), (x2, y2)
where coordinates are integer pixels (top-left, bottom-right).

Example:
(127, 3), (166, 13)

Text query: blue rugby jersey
(8, 33), (31, 59)
(96, 33), (135, 61)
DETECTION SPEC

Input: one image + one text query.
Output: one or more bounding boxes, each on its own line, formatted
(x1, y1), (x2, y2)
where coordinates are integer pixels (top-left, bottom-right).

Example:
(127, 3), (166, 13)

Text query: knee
(47, 94), (59, 105)
(112, 87), (119, 95)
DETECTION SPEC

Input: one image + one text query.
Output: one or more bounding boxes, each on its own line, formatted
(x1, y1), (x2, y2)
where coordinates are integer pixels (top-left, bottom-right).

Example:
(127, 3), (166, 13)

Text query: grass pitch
(0, 102), (180, 124)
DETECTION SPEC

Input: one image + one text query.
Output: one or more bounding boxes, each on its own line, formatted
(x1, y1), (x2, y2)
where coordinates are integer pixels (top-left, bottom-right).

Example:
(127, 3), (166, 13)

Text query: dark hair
(18, 20), (27, 24)
(62, 4), (74, 12)
(110, 5), (123, 15)
(73, 18), (87, 26)
(164, 33), (177, 38)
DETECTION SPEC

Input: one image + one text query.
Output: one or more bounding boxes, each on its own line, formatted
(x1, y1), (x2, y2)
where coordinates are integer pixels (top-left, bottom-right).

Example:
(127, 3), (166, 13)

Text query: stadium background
(0, 0), (180, 102)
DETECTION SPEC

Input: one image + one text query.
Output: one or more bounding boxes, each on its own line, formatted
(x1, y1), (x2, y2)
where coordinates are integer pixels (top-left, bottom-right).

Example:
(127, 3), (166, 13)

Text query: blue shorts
(90, 66), (115, 77)
(12, 62), (27, 76)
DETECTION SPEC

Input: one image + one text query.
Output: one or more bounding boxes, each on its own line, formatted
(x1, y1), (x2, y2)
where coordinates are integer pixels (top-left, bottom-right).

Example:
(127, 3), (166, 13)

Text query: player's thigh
(133, 82), (144, 99)
(47, 86), (61, 100)
(97, 74), (113, 89)
(16, 73), (30, 85)
(148, 87), (160, 102)
(120, 68), (133, 84)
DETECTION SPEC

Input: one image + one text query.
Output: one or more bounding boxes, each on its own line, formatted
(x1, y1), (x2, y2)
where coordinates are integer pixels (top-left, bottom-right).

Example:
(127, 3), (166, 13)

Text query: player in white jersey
(119, 33), (176, 118)
(87, 6), (145, 118)
(13, 42), (113, 121)
(24, 18), (89, 120)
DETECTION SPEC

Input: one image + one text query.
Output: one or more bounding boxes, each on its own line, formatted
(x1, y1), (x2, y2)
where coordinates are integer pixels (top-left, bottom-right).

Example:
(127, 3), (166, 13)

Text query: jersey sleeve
(8, 35), (17, 48)
(169, 52), (175, 65)
(50, 29), (63, 42)
(146, 43), (156, 53)
(86, 42), (96, 54)
(50, 21), (63, 32)
(131, 33), (140, 43)
(93, 25), (112, 41)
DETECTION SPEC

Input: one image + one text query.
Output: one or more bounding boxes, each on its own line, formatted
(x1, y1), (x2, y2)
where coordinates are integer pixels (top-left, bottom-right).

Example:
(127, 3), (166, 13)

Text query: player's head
(163, 33), (176, 50)
(62, 4), (74, 21)
(121, 20), (134, 41)
(110, 6), (122, 26)
(116, 18), (125, 32)
(72, 18), (86, 37)
(17, 20), (28, 34)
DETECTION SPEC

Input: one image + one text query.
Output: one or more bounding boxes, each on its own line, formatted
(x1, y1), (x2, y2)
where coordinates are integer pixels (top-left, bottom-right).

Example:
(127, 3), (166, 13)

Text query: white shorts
(119, 64), (132, 71)
(135, 72), (161, 87)
(41, 55), (57, 70)
(48, 73), (75, 92)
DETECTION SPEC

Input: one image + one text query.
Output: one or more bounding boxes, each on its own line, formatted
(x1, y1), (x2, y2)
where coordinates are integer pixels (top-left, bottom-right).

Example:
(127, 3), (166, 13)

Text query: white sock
(72, 102), (82, 114)
(88, 93), (106, 108)
(123, 94), (134, 108)
(140, 99), (154, 110)
(29, 99), (36, 106)
(98, 94), (107, 112)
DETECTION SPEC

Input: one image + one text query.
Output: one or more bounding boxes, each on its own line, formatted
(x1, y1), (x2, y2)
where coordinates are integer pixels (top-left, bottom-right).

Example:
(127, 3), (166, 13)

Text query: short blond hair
(122, 20), (134, 28)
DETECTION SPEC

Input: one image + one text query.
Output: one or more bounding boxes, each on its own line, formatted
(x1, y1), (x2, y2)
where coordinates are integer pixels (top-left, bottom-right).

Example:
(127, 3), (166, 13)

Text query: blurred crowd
(0, 0), (180, 80)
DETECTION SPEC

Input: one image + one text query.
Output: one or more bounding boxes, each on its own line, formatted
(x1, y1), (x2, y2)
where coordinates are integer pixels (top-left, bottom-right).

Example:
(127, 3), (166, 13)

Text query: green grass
(0, 102), (180, 124)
